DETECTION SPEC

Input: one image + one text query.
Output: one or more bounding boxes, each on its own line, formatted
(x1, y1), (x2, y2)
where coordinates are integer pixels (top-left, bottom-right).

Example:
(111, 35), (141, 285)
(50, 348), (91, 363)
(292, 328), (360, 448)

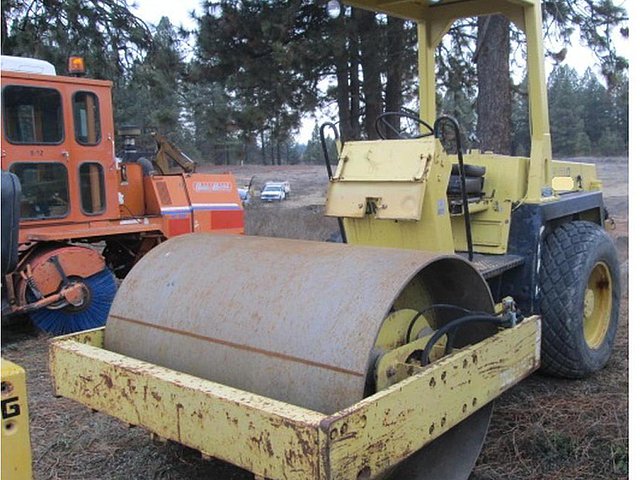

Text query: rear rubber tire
(539, 221), (620, 378)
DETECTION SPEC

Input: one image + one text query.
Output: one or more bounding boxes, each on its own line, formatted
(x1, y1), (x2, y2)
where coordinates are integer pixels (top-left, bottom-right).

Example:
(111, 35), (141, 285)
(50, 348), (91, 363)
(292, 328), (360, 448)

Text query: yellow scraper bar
(50, 316), (540, 479)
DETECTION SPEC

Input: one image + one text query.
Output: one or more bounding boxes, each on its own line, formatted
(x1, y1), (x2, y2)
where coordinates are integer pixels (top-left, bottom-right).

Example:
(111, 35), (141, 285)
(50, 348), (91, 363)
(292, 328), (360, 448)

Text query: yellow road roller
(49, 1), (619, 479)
(51, 235), (541, 479)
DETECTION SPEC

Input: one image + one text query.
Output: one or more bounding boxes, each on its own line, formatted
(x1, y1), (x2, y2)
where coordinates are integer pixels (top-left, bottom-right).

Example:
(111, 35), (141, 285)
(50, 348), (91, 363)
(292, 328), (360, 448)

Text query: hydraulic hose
(405, 303), (485, 344)
(434, 115), (474, 261)
(320, 121), (347, 243)
(420, 314), (514, 366)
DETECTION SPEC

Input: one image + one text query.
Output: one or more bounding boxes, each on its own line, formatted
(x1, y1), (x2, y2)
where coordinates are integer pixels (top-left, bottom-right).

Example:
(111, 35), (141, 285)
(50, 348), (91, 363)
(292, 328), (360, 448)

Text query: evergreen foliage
(548, 66), (589, 156)
(512, 66), (628, 157)
(302, 123), (325, 165)
(193, 1), (330, 164)
(0, 1), (628, 163)
(114, 17), (188, 150)
(1, 0), (150, 80)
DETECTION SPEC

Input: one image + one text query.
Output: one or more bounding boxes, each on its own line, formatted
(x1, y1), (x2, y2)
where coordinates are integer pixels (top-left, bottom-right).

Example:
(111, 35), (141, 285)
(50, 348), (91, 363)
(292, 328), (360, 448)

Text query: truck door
(2, 84), (71, 223)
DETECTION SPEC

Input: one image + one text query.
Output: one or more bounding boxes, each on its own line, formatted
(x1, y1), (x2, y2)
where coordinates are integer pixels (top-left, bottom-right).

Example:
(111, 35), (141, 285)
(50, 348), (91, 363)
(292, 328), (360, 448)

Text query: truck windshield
(10, 162), (69, 219)
(3, 86), (63, 144)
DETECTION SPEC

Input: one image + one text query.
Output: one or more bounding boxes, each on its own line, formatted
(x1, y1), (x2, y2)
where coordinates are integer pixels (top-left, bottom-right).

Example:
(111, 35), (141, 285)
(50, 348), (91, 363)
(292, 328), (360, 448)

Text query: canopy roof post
(344, 0), (553, 201)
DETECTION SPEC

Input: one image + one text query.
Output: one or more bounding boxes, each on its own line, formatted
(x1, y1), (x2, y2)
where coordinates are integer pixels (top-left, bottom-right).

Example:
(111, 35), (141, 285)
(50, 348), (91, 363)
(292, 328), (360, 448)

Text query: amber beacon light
(67, 56), (86, 75)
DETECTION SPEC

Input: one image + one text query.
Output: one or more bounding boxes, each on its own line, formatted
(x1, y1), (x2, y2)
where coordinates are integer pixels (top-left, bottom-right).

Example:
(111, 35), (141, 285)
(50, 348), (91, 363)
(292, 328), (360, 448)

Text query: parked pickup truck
(261, 183), (286, 202)
(265, 181), (290, 198)
(261, 181), (290, 202)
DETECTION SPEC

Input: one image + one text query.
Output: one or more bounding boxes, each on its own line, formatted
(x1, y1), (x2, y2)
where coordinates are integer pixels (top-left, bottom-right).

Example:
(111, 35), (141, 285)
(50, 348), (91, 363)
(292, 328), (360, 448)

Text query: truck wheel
(539, 221), (620, 378)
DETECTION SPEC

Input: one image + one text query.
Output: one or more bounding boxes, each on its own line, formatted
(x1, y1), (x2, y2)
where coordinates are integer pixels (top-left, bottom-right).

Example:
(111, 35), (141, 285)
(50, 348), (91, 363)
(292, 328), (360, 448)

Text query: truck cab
(1, 55), (244, 334)
(2, 57), (119, 242)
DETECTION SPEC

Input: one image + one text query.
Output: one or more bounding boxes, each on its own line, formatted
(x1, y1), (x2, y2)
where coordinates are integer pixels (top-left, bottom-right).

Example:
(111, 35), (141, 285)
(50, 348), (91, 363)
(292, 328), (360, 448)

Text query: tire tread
(539, 221), (619, 378)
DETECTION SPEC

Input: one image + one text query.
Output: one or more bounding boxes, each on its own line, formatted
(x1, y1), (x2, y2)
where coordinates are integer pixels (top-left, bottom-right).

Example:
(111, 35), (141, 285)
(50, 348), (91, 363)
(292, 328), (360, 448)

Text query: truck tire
(539, 221), (620, 378)
(1, 171), (21, 276)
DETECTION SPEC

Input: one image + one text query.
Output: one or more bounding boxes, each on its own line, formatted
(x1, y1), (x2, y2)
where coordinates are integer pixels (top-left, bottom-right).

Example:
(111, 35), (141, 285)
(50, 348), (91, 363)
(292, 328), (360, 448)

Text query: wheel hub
(47, 279), (93, 313)
(583, 289), (595, 317)
(64, 282), (90, 308)
(583, 262), (613, 350)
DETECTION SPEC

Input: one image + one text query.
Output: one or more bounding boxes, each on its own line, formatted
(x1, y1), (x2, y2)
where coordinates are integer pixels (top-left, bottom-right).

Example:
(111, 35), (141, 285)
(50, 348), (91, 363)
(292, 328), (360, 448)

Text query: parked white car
(261, 184), (286, 202)
(264, 181), (290, 198)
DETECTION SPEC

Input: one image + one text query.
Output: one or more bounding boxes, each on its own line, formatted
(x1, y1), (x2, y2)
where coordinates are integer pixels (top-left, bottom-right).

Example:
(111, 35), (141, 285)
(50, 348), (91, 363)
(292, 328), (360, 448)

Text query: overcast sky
(131, 0), (201, 32)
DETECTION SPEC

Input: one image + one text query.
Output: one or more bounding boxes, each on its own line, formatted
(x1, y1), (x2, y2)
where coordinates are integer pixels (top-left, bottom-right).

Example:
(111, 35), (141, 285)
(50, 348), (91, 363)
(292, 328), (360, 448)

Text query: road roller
(51, 234), (541, 479)
(49, 0), (619, 478)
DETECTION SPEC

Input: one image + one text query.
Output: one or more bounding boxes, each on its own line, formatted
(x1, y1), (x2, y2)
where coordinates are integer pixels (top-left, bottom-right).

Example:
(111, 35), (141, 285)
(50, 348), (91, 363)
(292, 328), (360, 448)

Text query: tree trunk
(357, 10), (382, 140)
(384, 16), (404, 137)
(260, 131), (267, 165)
(335, 17), (354, 141)
(476, 15), (511, 154)
(349, 9), (361, 139)
(270, 136), (275, 165)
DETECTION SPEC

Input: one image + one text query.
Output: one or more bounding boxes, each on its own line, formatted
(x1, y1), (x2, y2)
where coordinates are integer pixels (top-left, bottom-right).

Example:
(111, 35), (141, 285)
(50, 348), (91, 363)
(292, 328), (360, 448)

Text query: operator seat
(447, 163), (486, 214)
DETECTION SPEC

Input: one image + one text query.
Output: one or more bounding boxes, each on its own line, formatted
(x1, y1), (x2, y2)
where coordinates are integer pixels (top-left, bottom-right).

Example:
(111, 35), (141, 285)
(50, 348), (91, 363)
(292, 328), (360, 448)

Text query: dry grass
(244, 202), (339, 241)
(472, 296), (628, 479)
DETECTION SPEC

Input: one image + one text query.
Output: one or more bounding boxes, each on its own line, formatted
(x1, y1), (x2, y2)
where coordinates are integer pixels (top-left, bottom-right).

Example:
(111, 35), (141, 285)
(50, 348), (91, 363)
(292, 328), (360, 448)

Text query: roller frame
(50, 316), (541, 480)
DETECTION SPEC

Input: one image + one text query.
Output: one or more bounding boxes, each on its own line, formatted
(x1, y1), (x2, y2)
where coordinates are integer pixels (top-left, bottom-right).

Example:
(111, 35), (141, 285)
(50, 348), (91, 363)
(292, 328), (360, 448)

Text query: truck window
(73, 92), (101, 145)
(2, 86), (63, 144)
(79, 162), (106, 214)
(9, 163), (69, 219)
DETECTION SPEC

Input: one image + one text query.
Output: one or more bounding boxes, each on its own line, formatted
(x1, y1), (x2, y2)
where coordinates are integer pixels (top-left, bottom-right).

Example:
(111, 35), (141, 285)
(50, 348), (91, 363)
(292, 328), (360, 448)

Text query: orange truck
(1, 55), (244, 334)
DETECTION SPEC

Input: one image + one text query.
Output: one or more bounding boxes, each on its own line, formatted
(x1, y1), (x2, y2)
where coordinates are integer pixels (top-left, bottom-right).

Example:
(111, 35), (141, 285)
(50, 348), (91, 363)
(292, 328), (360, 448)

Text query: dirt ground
(1, 157), (628, 479)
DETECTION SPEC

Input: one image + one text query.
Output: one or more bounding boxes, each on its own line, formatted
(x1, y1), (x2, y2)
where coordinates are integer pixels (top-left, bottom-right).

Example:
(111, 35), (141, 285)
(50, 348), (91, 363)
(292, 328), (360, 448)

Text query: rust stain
(127, 378), (137, 394)
(294, 428), (316, 458)
(119, 387), (130, 400)
(250, 432), (274, 457)
(151, 391), (162, 402)
(110, 314), (365, 378)
(176, 403), (184, 442)
(264, 436), (274, 457)
(225, 411), (238, 426)
(285, 448), (303, 469)
(99, 373), (113, 389)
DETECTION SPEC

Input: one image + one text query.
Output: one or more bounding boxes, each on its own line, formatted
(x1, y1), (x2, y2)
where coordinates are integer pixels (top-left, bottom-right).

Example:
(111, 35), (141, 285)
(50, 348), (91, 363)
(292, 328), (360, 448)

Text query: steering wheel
(374, 112), (435, 140)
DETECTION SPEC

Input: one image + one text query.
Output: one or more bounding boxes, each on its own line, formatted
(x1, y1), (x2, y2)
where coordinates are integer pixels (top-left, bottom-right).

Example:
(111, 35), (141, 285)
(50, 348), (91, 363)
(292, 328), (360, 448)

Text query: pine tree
(511, 79), (530, 157)
(195, 1), (330, 163)
(302, 122), (325, 165)
(115, 17), (186, 146)
(548, 66), (590, 156)
(1, 0), (151, 81)
(579, 69), (612, 149)
(438, 2), (627, 153)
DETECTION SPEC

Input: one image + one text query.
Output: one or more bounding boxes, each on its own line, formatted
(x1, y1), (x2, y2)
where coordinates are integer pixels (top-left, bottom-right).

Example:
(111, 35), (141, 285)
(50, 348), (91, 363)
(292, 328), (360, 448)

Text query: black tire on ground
(539, 221), (620, 378)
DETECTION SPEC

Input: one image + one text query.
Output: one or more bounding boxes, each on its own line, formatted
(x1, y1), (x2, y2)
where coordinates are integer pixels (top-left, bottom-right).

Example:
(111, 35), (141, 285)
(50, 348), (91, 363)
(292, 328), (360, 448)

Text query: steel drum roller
(106, 234), (496, 478)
